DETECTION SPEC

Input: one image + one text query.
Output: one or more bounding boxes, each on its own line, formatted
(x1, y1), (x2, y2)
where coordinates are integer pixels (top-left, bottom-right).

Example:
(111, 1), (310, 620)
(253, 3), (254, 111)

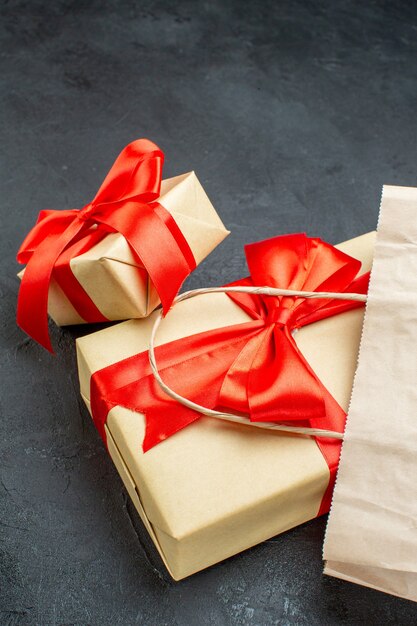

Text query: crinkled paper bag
(323, 185), (417, 602)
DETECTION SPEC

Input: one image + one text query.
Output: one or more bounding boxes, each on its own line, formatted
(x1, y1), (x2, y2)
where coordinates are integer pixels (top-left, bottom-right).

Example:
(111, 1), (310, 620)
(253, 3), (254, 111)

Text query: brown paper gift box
(76, 231), (375, 580)
(22, 171), (229, 326)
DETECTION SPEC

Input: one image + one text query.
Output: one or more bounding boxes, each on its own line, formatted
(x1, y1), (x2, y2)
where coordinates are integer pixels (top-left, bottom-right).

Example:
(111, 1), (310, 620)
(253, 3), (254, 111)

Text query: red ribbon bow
(90, 234), (369, 513)
(17, 139), (196, 352)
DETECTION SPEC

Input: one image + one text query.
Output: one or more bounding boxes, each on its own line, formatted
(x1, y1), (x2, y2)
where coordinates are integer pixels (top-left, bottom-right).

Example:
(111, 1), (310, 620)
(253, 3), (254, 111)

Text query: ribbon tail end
(17, 318), (55, 355)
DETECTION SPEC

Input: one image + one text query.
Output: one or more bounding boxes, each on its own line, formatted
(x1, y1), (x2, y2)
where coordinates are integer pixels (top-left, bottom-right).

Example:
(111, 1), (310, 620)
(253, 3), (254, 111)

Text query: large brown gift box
(76, 231), (375, 580)
(29, 171), (229, 326)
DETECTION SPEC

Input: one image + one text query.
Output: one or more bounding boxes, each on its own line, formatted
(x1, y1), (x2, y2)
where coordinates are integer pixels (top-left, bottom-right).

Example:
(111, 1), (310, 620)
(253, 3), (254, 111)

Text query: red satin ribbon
(17, 139), (196, 352)
(90, 234), (369, 514)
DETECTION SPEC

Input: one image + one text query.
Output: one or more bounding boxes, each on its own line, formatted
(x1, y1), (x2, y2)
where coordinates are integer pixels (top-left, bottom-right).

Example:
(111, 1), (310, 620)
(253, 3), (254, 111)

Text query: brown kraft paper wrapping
(324, 186), (417, 602)
(76, 231), (375, 580)
(22, 171), (229, 326)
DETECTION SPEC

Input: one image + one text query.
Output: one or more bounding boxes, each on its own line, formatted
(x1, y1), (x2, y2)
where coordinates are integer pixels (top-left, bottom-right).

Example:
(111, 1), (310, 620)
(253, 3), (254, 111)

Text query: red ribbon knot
(17, 139), (197, 353)
(265, 306), (293, 327)
(77, 204), (96, 222)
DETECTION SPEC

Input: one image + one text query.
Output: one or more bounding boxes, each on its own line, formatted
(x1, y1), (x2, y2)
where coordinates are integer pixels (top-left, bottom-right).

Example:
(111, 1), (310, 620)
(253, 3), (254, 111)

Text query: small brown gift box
(21, 171), (229, 326)
(76, 231), (375, 580)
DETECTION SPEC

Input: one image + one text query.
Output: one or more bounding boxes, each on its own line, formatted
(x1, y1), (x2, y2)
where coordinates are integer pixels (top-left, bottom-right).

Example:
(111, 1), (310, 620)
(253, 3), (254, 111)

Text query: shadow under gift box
(76, 231), (375, 580)
(20, 171), (229, 326)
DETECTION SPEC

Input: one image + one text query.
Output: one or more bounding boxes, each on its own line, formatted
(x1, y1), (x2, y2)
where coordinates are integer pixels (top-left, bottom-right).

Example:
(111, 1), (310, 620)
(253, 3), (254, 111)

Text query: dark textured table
(1, 2), (417, 624)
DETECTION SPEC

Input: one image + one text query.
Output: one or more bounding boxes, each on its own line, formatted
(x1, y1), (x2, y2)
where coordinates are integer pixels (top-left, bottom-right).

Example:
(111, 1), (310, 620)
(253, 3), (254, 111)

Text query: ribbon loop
(17, 139), (196, 352)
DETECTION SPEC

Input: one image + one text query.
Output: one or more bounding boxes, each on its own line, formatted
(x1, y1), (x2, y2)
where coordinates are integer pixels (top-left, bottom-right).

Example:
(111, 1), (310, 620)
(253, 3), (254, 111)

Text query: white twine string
(148, 286), (367, 440)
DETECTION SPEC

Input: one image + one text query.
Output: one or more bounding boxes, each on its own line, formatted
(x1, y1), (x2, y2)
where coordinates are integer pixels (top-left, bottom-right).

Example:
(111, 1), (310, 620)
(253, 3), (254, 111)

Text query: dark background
(1, 1), (417, 624)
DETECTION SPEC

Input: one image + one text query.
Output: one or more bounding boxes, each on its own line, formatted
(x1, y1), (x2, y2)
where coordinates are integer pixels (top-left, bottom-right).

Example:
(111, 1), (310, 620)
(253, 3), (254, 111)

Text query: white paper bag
(323, 185), (417, 602)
